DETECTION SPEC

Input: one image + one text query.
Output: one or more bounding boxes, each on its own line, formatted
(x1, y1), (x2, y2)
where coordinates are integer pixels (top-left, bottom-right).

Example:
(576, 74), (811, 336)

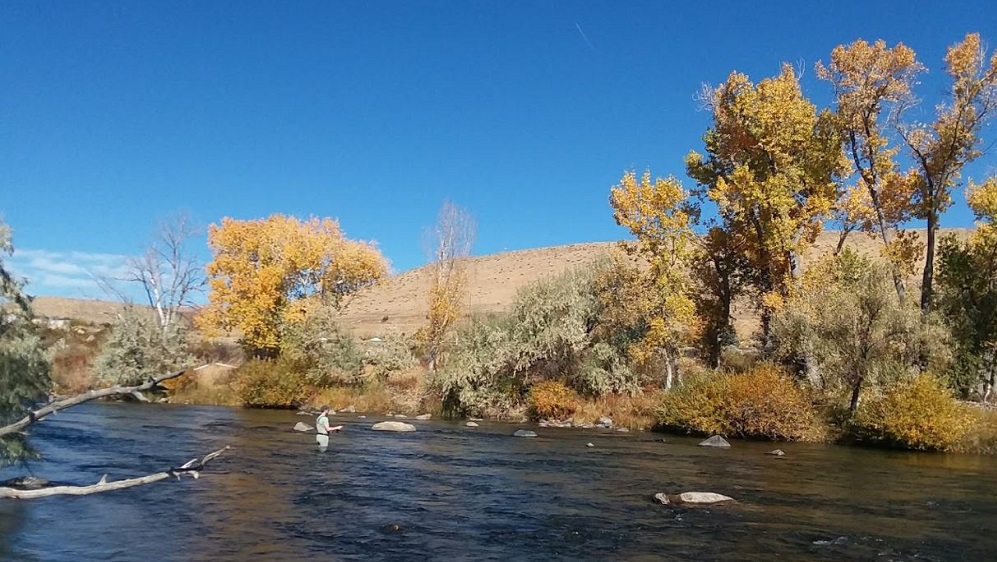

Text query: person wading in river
(315, 405), (342, 451)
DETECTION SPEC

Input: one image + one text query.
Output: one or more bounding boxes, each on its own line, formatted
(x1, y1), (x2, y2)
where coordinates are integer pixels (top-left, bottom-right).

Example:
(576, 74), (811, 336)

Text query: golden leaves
(601, 168), (699, 369)
(198, 214), (388, 354)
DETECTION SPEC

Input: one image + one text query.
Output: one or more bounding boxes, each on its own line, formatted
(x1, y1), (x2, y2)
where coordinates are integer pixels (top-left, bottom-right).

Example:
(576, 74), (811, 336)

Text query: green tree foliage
(772, 250), (951, 413)
(93, 307), (195, 387)
(280, 305), (363, 386)
(431, 267), (645, 418)
(0, 220), (51, 465)
(936, 177), (997, 398)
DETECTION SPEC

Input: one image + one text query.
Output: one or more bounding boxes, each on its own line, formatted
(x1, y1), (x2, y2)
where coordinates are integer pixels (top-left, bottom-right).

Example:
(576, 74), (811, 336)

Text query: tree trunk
(664, 358), (674, 391)
(849, 378), (863, 413)
(921, 211), (937, 312)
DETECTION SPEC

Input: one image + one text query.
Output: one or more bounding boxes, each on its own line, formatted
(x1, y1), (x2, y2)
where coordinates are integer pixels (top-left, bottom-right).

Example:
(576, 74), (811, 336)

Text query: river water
(1, 403), (995, 561)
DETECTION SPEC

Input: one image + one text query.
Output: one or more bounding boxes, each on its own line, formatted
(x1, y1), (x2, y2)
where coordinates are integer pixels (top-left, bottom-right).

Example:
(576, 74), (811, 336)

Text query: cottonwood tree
(0, 219), (225, 498)
(686, 64), (848, 346)
(898, 33), (997, 311)
(817, 39), (924, 300)
(424, 201), (475, 372)
(198, 214), (388, 356)
(606, 169), (698, 389)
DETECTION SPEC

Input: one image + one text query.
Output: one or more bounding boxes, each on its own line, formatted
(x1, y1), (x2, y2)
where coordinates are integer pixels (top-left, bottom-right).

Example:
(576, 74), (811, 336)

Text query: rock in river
(766, 449), (786, 456)
(293, 422), (313, 432)
(371, 421), (416, 432)
(465, 421), (479, 427)
(654, 492), (735, 505)
(513, 429), (537, 438)
(698, 435), (731, 448)
(415, 413), (432, 420)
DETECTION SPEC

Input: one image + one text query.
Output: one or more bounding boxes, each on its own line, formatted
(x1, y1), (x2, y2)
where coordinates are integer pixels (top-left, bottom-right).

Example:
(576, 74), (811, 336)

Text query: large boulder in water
(293, 422), (313, 432)
(698, 435), (731, 448)
(654, 492), (734, 505)
(372, 421), (417, 432)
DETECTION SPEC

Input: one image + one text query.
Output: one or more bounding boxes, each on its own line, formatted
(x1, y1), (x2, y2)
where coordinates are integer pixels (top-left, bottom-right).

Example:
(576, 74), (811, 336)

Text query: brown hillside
(32, 228), (973, 343)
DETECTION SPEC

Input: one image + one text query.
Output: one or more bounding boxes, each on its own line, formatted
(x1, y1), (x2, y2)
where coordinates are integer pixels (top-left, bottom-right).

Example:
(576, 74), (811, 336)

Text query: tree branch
(0, 446), (229, 499)
(0, 366), (202, 439)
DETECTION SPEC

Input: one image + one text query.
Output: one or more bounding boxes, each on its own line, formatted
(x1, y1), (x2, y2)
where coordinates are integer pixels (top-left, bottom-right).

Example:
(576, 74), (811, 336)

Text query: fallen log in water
(0, 446), (230, 500)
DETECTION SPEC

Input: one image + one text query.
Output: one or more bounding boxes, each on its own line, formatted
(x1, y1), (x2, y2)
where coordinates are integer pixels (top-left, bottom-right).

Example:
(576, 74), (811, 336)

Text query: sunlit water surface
(1, 403), (995, 561)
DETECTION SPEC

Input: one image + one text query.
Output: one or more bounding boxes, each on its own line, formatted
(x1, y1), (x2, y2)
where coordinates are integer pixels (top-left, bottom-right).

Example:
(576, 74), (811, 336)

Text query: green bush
(280, 306), (363, 386)
(93, 308), (195, 387)
(362, 331), (417, 380)
(851, 374), (974, 451)
(658, 364), (823, 441)
(527, 380), (579, 420)
(234, 358), (314, 408)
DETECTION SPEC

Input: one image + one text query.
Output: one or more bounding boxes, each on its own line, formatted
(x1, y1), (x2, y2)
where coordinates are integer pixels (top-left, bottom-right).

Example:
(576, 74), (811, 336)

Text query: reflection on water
(1, 403), (995, 561)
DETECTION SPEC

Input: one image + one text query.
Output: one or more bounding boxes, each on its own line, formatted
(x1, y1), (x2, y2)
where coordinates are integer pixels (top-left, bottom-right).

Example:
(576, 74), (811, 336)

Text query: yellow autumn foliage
(197, 214), (388, 355)
(853, 374), (974, 451)
(658, 364), (824, 442)
(527, 380), (579, 421)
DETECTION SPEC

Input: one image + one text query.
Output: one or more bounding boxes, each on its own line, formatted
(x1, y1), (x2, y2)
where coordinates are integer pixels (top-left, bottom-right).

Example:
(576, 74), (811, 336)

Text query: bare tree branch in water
(0, 446), (229, 499)
(0, 367), (201, 439)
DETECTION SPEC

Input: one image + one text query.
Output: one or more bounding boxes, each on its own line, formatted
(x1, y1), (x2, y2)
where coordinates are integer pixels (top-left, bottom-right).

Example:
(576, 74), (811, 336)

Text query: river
(1, 403), (994, 561)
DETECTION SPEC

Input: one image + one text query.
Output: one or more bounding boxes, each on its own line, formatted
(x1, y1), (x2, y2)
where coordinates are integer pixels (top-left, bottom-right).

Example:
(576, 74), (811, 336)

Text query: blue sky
(2, 0), (996, 299)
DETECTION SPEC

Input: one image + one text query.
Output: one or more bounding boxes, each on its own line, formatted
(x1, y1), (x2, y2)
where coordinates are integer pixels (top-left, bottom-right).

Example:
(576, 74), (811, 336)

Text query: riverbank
(162, 366), (997, 455)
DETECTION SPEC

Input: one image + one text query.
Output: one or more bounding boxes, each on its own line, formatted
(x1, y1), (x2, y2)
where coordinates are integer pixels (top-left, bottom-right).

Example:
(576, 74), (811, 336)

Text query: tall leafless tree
(124, 212), (206, 334)
(424, 201), (475, 372)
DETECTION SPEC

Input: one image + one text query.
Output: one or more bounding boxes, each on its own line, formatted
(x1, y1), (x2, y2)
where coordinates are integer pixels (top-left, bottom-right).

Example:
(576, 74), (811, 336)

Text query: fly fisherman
(315, 405), (342, 451)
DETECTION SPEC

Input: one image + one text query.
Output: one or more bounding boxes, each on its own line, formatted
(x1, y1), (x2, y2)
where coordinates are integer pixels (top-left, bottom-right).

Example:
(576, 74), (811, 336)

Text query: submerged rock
(293, 422), (313, 432)
(371, 421), (417, 432)
(654, 492), (735, 505)
(766, 449), (786, 456)
(415, 413), (432, 420)
(698, 435), (731, 448)
(513, 429), (537, 438)
(465, 421), (479, 427)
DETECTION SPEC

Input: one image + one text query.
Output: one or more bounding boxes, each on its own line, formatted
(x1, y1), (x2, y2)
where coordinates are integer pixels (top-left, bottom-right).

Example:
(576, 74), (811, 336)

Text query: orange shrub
(658, 364), (824, 441)
(528, 380), (579, 421)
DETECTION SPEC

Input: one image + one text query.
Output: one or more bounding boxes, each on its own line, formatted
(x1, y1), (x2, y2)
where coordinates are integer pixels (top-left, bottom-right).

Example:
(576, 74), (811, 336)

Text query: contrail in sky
(574, 22), (594, 50)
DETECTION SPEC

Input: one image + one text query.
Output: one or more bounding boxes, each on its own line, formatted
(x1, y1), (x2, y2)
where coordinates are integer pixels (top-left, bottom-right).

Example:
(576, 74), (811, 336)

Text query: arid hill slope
(32, 228), (973, 341)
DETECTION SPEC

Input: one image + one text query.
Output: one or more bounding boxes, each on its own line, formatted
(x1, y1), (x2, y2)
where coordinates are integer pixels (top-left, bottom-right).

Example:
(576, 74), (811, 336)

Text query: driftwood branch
(0, 366), (203, 439)
(0, 446), (230, 499)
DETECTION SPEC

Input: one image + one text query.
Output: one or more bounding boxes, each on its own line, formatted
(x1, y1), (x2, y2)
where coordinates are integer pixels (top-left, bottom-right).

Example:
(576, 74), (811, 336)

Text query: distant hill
(32, 228), (973, 343)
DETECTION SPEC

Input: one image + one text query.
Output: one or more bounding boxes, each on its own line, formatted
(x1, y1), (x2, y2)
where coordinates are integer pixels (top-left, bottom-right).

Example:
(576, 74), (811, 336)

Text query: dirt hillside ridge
(31, 228), (973, 339)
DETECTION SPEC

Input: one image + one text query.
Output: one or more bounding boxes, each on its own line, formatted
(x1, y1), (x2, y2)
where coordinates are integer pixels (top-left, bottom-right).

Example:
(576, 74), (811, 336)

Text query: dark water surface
(1, 403), (995, 561)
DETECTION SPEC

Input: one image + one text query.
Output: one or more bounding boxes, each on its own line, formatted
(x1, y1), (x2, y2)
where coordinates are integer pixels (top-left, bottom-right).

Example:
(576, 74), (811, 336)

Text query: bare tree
(125, 212), (206, 333)
(424, 201), (475, 372)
